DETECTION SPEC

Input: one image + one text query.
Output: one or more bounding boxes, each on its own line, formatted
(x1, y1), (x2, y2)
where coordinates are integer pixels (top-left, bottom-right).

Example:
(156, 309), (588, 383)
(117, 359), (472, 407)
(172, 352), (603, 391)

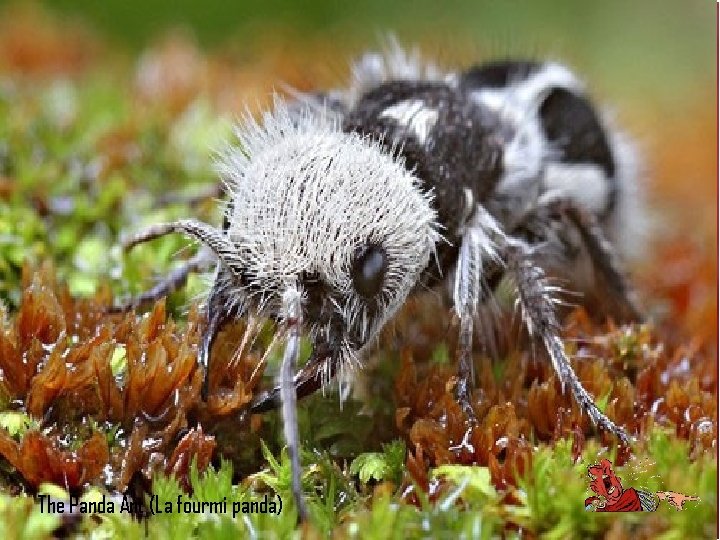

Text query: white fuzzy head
(215, 102), (440, 359)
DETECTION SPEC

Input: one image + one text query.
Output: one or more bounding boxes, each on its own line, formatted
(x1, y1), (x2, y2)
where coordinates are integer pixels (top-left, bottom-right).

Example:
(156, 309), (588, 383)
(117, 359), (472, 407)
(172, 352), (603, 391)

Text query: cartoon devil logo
(585, 458), (656, 511)
(584, 458), (700, 512)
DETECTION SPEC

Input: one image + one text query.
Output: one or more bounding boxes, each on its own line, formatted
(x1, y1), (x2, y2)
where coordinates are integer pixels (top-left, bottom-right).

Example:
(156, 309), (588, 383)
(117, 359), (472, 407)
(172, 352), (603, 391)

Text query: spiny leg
(453, 232), (481, 419)
(542, 198), (643, 322)
(111, 248), (215, 312)
(452, 208), (503, 420)
(505, 242), (632, 444)
(122, 219), (241, 270)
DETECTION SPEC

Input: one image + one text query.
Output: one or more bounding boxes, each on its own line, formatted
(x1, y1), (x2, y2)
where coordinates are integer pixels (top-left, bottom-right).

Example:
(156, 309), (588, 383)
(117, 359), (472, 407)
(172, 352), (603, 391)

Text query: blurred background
(0, 0), (715, 324)
(3, 0), (711, 212)
(20, 0), (713, 96)
(18, 0), (714, 100)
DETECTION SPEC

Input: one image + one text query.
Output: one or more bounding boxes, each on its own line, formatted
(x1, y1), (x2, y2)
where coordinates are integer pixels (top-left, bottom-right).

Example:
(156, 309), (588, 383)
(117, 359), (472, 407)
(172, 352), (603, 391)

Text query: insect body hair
(600, 119), (648, 263)
(215, 102), (442, 379)
(347, 36), (448, 105)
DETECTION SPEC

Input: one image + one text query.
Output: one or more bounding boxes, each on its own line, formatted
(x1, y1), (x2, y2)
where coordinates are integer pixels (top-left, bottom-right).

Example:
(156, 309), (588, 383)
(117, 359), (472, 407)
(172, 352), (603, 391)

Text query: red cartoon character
(584, 459), (658, 512)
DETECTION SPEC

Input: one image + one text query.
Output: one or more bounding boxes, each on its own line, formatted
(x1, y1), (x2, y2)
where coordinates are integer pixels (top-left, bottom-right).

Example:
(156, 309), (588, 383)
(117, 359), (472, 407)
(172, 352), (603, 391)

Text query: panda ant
(118, 41), (645, 519)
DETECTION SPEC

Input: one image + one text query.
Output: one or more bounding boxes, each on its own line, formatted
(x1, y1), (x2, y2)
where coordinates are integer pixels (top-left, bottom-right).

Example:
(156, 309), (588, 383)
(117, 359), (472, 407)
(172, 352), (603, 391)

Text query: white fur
(453, 205), (503, 317)
(471, 62), (582, 120)
(215, 102), (441, 370)
(462, 59), (646, 298)
(601, 119), (648, 262)
(346, 36), (446, 105)
(542, 163), (610, 214)
(379, 99), (439, 144)
(469, 63), (583, 199)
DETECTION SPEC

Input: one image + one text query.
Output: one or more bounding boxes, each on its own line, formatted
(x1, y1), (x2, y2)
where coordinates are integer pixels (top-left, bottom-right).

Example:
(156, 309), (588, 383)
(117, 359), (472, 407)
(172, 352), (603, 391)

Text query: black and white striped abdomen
(460, 60), (644, 258)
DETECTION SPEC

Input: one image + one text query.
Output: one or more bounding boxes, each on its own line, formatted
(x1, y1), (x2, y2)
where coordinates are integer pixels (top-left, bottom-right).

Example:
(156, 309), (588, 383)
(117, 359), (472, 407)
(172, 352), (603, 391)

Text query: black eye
(351, 244), (387, 299)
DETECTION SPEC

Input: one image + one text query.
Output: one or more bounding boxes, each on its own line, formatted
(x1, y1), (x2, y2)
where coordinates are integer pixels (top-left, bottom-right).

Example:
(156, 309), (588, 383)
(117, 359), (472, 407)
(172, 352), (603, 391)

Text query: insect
(119, 42), (644, 519)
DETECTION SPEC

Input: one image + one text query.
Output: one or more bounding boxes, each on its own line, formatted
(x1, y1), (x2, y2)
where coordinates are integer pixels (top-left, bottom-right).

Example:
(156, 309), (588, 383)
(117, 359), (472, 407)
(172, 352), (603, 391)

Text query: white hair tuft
(216, 100), (441, 358)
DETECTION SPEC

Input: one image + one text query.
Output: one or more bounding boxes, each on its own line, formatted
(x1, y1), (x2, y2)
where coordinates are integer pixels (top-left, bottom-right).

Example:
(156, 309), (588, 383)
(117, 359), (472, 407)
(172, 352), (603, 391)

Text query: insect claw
(200, 310), (225, 401)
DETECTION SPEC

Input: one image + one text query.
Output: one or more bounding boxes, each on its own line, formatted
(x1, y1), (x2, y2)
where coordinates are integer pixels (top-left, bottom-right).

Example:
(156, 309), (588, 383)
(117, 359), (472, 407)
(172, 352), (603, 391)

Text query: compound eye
(351, 244), (387, 299)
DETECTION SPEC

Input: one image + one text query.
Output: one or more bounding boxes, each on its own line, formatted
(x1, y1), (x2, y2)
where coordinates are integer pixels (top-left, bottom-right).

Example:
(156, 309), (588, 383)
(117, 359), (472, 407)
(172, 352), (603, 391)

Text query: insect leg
(111, 247), (215, 312)
(452, 208), (503, 419)
(122, 219), (241, 274)
(538, 198), (643, 322)
(453, 230), (482, 418)
(504, 241), (633, 444)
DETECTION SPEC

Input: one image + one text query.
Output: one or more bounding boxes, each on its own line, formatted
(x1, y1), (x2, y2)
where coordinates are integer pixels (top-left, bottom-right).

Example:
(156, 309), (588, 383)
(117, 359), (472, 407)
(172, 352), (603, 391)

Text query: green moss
(513, 431), (716, 539)
(0, 493), (60, 540)
(0, 411), (37, 440)
(350, 440), (406, 485)
(0, 425), (714, 538)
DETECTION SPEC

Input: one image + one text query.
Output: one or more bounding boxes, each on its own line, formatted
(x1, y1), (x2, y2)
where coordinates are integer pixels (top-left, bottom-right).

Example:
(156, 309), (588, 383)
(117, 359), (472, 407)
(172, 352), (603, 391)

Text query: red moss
(390, 267), (716, 498)
(395, 345), (533, 491)
(165, 426), (217, 493)
(0, 430), (108, 490)
(0, 262), (261, 493)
